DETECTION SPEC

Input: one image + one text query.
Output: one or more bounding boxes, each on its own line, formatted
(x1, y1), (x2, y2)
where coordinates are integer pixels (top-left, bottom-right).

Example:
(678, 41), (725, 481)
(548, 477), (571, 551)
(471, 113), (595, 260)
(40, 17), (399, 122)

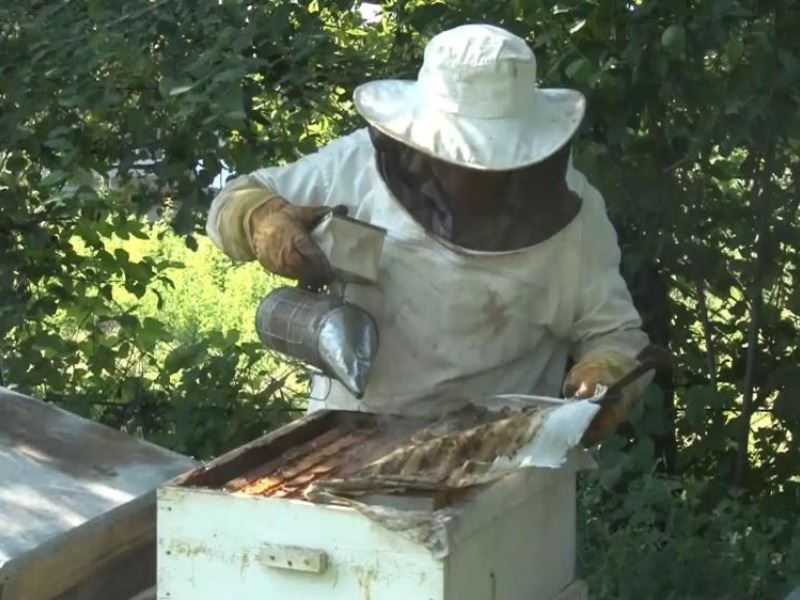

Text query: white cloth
(207, 128), (649, 416)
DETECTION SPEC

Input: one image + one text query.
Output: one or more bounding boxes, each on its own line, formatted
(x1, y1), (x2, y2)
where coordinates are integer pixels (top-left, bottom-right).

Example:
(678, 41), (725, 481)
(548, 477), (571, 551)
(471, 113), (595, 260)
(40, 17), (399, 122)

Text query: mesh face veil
(368, 126), (577, 252)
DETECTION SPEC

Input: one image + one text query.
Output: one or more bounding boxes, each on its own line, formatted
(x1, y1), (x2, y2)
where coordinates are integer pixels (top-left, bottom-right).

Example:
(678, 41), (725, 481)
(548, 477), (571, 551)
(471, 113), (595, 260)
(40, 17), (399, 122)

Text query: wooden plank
(550, 580), (588, 600)
(0, 387), (196, 600)
(3, 409), (354, 598)
(129, 588), (156, 600)
(444, 469), (576, 600)
(178, 409), (433, 494)
(176, 409), (344, 488)
(156, 487), (443, 599)
(224, 425), (359, 492)
(1, 492), (154, 599)
(55, 534), (155, 600)
(0, 387), (195, 564)
(128, 586), (156, 600)
(258, 543), (329, 574)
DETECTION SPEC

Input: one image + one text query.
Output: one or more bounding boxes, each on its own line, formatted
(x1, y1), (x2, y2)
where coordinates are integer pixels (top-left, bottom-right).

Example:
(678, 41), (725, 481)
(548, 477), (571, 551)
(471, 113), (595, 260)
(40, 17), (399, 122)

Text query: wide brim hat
(354, 24), (586, 172)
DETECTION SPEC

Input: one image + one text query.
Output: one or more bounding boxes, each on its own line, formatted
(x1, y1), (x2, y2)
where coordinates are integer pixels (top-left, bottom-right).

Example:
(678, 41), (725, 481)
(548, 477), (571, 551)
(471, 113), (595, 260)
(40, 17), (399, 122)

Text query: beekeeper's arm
(206, 142), (345, 285)
(564, 183), (652, 445)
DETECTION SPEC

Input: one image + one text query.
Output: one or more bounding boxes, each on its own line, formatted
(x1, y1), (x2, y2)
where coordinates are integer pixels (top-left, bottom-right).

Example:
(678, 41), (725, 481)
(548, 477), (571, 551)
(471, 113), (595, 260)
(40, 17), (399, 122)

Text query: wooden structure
(0, 387), (196, 599)
(156, 409), (588, 599)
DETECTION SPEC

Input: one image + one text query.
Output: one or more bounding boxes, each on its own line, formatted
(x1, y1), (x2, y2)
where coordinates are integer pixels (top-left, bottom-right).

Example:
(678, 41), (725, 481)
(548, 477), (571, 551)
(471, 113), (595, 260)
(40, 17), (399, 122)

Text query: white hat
(353, 24), (586, 171)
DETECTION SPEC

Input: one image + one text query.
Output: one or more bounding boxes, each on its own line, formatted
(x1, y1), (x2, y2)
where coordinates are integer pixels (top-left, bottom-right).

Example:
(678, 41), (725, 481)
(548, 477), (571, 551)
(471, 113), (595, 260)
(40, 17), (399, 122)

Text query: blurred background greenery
(1, 1), (799, 596)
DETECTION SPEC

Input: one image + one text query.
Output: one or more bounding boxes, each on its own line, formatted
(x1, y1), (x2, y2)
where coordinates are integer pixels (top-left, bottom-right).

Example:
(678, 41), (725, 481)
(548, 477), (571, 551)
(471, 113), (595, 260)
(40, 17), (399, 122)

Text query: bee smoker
(254, 213), (386, 398)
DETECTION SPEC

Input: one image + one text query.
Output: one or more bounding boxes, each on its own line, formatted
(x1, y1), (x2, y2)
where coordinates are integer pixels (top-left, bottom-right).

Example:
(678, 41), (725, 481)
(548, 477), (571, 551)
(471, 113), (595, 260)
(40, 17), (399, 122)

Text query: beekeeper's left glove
(562, 349), (643, 447)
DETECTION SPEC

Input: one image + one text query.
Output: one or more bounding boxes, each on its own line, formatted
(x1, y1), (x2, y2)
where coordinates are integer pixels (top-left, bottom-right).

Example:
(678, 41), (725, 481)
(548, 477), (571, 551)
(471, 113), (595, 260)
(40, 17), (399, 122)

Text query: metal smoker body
(255, 213), (386, 398)
(255, 289), (378, 398)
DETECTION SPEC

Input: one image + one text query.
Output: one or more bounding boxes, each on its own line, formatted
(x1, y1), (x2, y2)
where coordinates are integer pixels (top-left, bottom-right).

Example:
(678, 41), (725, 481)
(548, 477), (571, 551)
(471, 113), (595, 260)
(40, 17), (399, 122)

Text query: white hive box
(0, 387), (196, 600)
(156, 409), (587, 599)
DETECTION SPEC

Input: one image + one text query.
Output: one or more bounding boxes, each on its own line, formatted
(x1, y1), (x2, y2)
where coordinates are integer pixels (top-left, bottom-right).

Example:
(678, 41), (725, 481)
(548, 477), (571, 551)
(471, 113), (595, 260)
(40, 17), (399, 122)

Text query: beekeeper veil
(353, 24), (586, 251)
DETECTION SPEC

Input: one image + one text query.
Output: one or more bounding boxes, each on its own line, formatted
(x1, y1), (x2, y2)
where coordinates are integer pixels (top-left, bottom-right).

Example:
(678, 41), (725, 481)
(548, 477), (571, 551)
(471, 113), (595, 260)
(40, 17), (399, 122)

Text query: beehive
(156, 409), (587, 599)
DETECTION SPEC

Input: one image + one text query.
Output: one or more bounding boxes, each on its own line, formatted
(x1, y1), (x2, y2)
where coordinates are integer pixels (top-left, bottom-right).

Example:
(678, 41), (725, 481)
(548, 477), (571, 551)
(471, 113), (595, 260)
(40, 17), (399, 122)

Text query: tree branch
(695, 276), (717, 391)
(735, 147), (774, 487)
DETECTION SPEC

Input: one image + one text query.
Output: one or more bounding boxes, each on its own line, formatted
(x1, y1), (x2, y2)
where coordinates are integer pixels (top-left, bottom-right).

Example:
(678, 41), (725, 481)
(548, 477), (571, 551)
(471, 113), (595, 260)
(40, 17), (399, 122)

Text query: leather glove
(563, 349), (643, 447)
(248, 196), (334, 286)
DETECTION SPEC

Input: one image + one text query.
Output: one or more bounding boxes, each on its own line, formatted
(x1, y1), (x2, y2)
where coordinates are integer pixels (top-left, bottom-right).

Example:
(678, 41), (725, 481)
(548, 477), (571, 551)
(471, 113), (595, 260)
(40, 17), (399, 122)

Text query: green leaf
(114, 248), (130, 263)
(725, 36), (744, 66)
(119, 378), (138, 403)
(661, 24), (686, 56)
(116, 314), (139, 333)
(683, 386), (714, 430)
(778, 50), (800, 78)
(565, 57), (590, 81)
(212, 68), (245, 85)
(164, 343), (204, 374)
(774, 383), (800, 425)
(140, 317), (170, 350)
(168, 83), (197, 96)
(94, 345), (115, 373)
(40, 170), (69, 186)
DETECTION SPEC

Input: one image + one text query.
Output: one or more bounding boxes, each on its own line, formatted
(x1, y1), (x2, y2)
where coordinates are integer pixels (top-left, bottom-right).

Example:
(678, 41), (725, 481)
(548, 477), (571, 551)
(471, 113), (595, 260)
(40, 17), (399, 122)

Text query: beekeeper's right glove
(248, 195), (333, 286)
(210, 176), (333, 286)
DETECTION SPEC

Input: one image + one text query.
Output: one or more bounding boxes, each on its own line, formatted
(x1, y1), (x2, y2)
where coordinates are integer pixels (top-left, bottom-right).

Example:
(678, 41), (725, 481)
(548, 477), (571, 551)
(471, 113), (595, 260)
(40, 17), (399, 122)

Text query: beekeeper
(207, 24), (652, 443)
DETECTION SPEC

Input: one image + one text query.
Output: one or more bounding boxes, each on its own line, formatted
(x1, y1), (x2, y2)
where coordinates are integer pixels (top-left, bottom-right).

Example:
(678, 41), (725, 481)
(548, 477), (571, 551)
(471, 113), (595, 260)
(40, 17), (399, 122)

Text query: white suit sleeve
(568, 183), (650, 364)
(206, 135), (350, 260)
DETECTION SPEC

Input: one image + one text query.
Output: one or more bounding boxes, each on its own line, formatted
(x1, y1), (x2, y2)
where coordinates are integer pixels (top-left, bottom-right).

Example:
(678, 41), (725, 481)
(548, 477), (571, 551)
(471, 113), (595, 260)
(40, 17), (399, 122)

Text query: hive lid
(0, 386), (196, 568)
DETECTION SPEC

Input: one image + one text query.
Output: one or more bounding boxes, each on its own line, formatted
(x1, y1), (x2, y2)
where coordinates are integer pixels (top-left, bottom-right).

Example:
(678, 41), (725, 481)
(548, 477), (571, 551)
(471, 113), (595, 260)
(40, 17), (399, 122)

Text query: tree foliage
(1, 0), (799, 596)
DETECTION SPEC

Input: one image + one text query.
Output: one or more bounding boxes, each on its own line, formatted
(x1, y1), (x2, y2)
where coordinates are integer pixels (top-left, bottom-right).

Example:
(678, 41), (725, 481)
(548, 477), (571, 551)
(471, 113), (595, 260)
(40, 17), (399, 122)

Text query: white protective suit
(207, 128), (650, 416)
